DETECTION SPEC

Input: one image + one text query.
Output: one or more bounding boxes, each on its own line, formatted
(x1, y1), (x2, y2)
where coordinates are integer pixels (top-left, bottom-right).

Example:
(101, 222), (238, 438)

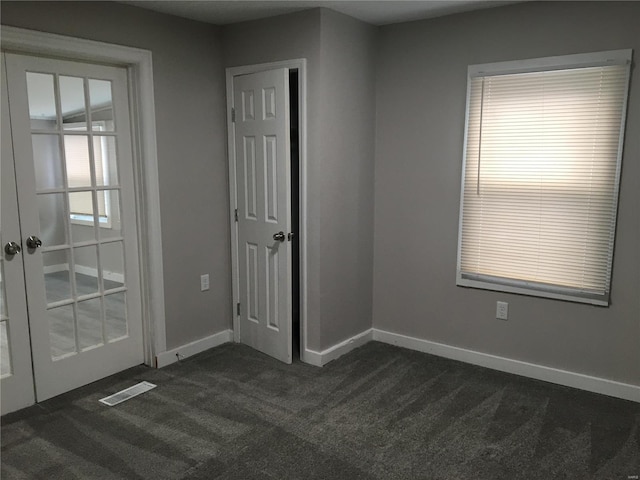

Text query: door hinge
(231, 107), (236, 123)
(234, 208), (238, 222)
(236, 302), (241, 316)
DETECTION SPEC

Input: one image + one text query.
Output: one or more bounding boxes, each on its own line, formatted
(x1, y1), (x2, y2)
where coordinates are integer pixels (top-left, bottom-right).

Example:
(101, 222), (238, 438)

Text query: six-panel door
(233, 68), (292, 364)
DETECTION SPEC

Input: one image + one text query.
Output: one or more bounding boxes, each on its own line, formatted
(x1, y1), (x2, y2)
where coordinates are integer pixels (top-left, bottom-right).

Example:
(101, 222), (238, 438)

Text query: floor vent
(99, 381), (157, 406)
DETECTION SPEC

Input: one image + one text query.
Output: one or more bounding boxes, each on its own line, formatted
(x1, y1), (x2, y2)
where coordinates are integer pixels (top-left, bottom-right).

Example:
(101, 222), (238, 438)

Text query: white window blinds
(457, 51), (631, 305)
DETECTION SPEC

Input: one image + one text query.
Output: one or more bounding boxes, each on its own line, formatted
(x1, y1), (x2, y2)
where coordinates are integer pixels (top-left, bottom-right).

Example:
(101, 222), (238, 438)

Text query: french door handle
(4, 242), (21, 256)
(26, 236), (43, 249)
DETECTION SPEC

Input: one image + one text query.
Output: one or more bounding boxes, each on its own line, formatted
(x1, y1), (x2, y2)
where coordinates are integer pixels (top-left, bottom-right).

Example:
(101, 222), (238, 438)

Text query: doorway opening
(290, 69), (300, 361)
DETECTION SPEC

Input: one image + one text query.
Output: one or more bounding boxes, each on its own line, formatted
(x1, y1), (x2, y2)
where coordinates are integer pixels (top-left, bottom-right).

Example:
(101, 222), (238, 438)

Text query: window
(456, 50), (632, 305)
(64, 123), (114, 227)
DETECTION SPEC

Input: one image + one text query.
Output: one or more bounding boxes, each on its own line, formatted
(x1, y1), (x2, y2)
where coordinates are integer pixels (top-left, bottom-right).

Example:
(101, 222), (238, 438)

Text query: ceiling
(123, 1), (519, 27)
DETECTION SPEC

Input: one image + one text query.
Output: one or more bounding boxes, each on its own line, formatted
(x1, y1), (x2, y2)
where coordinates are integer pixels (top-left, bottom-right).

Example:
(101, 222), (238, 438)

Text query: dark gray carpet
(1, 341), (638, 479)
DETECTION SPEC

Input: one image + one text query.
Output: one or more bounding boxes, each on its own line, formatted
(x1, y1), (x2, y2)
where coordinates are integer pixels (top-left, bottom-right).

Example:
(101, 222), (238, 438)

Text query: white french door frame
(225, 60), (309, 364)
(0, 26), (166, 367)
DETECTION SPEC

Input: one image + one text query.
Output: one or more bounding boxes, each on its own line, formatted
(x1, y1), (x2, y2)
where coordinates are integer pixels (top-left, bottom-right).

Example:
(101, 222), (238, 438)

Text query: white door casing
(233, 68), (292, 364)
(5, 53), (144, 401)
(1, 53), (36, 414)
(1, 25), (166, 371)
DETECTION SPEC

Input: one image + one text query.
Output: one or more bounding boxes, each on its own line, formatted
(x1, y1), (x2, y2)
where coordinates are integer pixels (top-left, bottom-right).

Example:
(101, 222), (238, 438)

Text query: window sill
(70, 214), (112, 229)
(456, 274), (609, 307)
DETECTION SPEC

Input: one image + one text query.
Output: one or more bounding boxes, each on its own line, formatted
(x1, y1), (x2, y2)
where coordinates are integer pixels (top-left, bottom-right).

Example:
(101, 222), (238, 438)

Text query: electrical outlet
(496, 301), (509, 320)
(200, 274), (210, 292)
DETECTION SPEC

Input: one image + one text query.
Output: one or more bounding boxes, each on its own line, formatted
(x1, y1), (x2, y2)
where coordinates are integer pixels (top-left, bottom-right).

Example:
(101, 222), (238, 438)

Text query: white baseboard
(155, 329), (233, 368)
(44, 263), (124, 283)
(150, 322), (639, 402)
(303, 328), (373, 367)
(74, 264), (125, 284)
(43, 264), (68, 274)
(372, 328), (640, 403)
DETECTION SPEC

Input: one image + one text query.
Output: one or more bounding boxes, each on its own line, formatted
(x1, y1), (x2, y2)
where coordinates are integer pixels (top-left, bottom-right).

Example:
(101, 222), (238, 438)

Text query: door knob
(4, 242), (21, 256)
(26, 235), (43, 249)
(273, 231), (285, 242)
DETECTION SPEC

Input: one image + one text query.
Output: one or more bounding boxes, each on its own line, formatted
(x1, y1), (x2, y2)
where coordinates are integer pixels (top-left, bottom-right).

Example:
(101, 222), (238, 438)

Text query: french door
(1, 52), (143, 413)
(1, 53), (36, 413)
(233, 68), (292, 364)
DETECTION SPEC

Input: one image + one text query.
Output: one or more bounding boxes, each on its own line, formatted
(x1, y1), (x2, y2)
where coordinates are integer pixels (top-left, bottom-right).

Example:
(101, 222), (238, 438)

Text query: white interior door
(1, 53), (36, 414)
(233, 68), (292, 364)
(4, 53), (143, 402)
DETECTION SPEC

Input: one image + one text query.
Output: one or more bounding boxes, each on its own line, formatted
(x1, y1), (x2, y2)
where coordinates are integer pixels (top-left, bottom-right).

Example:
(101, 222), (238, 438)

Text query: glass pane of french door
(5, 52), (143, 402)
(26, 69), (129, 359)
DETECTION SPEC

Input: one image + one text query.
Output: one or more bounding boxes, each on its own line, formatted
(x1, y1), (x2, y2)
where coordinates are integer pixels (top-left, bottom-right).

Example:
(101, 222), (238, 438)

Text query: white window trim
(0, 26), (166, 364)
(469, 49), (632, 77)
(456, 49), (633, 306)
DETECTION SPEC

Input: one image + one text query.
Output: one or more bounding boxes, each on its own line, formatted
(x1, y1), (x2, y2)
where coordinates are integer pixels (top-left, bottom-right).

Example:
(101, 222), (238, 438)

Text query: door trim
(0, 26), (166, 366)
(226, 60), (309, 363)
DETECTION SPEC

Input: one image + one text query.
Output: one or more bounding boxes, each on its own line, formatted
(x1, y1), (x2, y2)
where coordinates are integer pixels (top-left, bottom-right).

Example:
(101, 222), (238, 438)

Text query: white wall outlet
(496, 301), (509, 320)
(200, 274), (210, 292)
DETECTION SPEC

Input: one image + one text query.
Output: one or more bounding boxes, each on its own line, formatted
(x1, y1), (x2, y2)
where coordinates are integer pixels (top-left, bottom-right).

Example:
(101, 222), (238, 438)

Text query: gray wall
(373, 2), (640, 385)
(8, 1), (633, 384)
(222, 8), (377, 351)
(1, 1), (232, 349)
(317, 9), (377, 349)
(3, 2), (378, 356)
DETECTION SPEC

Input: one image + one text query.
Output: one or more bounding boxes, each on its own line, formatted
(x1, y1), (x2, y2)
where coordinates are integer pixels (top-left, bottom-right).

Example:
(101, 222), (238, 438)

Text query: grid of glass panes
(26, 72), (128, 360)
